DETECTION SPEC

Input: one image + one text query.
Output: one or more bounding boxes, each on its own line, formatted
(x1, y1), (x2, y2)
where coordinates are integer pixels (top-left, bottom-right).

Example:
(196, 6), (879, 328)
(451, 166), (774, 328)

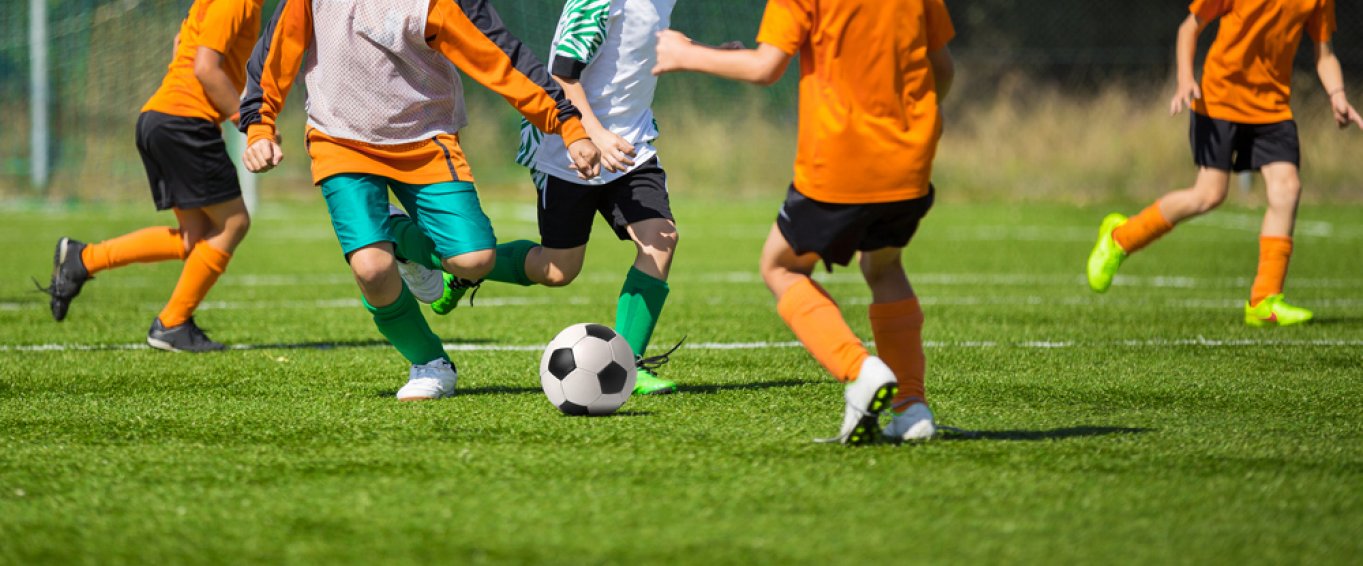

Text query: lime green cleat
(430, 273), (482, 316)
(1245, 294), (1314, 328)
(1087, 213), (1129, 293)
(633, 368), (677, 395)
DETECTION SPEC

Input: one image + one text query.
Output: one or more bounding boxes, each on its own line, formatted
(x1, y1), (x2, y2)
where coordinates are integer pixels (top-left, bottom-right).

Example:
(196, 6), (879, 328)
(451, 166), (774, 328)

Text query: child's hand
(592, 129), (636, 173)
(1331, 91), (1363, 130)
(1169, 80), (1201, 116)
(243, 138), (283, 173)
(567, 138), (602, 180)
(653, 30), (693, 76)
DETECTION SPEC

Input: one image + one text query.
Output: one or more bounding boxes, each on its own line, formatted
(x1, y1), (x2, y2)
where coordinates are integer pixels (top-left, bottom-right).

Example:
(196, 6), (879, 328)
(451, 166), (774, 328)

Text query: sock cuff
(191, 240), (233, 273)
(362, 285), (414, 315)
(1260, 235), (1293, 248)
(625, 266), (669, 290)
(1145, 202), (1174, 230)
(868, 297), (923, 322)
(776, 277), (832, 320)
(498, 240), (537, 286)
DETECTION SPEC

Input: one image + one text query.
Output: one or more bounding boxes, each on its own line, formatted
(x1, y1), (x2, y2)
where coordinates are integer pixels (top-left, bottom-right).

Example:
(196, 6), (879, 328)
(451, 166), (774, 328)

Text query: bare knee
(540, 266), (580, 287)
(349, 247), (398, 292)
(442, 249), (495, 281)
(1190, 184), (1228, 213)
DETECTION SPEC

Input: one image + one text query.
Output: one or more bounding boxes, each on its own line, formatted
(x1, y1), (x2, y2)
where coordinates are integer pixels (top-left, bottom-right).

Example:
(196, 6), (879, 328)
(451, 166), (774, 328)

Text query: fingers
(243, 141), (282, 173)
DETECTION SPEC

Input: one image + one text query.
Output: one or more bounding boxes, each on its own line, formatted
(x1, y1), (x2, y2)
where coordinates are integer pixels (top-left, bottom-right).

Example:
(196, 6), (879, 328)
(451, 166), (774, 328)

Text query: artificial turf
(1, 197), (1360, 564)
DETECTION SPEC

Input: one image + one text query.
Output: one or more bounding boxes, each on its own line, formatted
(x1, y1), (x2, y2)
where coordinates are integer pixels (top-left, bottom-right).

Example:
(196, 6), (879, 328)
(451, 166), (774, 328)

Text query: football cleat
(147, 317), (226, 353)
(632, 337), (684, 395)
(1245, 294), (1314, 328)
(430, 273), (482, 315)
(1086, 213), (1128, 293)
(396, 358), (458, 400)
(817, 356), (898, 446)
(38, 237), (93, 322)
(883, 401), (936, 442)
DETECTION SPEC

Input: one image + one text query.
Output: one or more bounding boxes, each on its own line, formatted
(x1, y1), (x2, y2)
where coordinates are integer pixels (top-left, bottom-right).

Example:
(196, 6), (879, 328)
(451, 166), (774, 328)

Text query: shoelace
(636, 336), (686, 372)
(450, 278), (483, 307)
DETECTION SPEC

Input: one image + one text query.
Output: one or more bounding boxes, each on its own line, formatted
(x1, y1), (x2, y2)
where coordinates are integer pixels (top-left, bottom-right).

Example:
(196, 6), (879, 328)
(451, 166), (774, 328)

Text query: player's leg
(395, 179), (498, 317)
(1089, 112), (1238, 292)
(385, 204), (450, 304)
(765, 188), (897, 444)
(605, 159), (679, 394)
(44, 113), (190, 321)
(486, 171), (598, 289)
(326, 174), (454, 399)
(856, 190), (935, 441)
(1245, 152), (1312, 326)
(148, 198), (251, 352)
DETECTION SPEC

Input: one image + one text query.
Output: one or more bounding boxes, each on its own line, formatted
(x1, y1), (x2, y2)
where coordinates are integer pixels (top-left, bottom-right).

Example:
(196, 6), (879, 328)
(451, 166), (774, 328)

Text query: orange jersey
(142, 0), (263, 123)
(241, 0), (587, 186)
(1191, 0), (1336, 124)
(757, 0), (954, 204)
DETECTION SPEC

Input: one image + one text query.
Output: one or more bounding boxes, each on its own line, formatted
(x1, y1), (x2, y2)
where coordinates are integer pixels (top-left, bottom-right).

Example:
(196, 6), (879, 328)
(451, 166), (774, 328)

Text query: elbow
(192, 59), (217, 83)
(752, 66), (784, 86)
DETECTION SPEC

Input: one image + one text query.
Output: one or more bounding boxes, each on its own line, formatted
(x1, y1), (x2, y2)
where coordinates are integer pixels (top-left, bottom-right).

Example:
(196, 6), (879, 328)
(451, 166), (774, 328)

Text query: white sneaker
(396, 358), (457, 400)
(884, 401), (936, 442)
(387, 205), (446, 304)
(397, 260), (445, 303)
(818, 356), (898, 445)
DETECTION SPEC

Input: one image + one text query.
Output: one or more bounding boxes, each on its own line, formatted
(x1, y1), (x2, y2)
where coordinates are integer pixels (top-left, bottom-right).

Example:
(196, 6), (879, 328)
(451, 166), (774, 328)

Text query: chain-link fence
(2, 0), (1361, 200)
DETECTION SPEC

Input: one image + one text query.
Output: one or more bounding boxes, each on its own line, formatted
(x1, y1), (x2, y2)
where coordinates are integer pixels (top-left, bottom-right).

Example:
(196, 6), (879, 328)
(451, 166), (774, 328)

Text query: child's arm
(653, 30), (791, 86)
(193, 0), (257, 126)
(556, 77), (636, 173)
(427, 0), (600, 179)
(238, 0), (312, 173)
(1169, 14), (1208, 116)
(1315, 41), (1363, 130)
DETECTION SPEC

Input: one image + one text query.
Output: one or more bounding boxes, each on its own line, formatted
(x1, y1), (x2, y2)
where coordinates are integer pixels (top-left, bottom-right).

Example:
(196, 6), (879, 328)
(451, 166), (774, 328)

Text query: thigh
(603, 158), (674, 241)
(1249, 120), (1301, 171)
(537, 172), (603, 250)
(774, 185), (869, 268)
(861, 187), (935, 252)
(1190, 112), (1237, 172)
(320, 173), (394, 257)
(396, 179), (496, 259)
(139, 111), (241, 211)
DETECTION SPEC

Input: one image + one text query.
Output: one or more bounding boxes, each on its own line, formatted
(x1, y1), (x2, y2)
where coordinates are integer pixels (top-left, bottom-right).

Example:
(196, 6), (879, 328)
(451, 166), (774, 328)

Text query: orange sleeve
(925, 0), (956, 51)
(1189, 0), (1230, 22)
(237, 0), (311, 143)
(426, 0), (588, 145)
(196, 0), (253, 54)
(1307, 0), (1336, 43)
(756, 0), (813, 56)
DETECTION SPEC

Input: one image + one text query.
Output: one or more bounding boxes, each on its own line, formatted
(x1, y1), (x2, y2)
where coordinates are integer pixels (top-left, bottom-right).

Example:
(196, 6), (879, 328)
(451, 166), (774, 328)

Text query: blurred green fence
(2, 0), (1361, 201)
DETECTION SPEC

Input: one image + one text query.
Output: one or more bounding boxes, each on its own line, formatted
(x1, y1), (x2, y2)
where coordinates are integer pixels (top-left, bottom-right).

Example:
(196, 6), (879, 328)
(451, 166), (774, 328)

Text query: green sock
(615, 266), (670, 357)
(485, 240), (537, 286)
(363, 285), (447, 365)
(389, 214), (442, 270)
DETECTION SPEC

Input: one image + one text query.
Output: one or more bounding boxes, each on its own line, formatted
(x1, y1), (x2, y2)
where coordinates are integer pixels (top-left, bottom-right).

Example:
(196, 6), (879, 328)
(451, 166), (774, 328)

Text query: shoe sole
(147, 337), (226, 353)
(1087, 215), (1125, 293)
(50, 238), (73, 322)
(845, 383), (897, 446)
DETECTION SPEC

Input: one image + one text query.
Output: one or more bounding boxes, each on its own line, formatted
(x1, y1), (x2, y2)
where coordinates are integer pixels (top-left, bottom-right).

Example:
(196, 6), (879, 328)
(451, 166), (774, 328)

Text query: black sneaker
(38, 237), (92, 322)
(147, 317), (226, 353)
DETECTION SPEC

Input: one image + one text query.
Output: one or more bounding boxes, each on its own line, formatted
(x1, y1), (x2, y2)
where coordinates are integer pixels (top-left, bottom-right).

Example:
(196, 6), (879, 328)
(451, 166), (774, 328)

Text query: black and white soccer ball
(539, 323), (637, 416)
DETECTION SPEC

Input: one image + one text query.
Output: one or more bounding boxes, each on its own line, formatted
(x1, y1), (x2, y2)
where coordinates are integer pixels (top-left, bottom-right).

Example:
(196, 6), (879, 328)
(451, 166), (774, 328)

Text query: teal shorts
(320, 173), (496, 258)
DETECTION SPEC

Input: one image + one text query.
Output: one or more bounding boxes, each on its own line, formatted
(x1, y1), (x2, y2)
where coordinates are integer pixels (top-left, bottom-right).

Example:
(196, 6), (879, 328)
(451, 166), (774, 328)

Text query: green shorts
(320, 173), (496, 258)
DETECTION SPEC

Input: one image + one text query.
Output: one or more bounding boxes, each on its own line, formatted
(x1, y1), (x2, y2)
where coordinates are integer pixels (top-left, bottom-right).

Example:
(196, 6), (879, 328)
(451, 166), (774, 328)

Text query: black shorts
(135, 110), (241, 211)
(776, 184), (935, 268)
(537, 157), (674, 249)
(1190, 112), (1300, 172)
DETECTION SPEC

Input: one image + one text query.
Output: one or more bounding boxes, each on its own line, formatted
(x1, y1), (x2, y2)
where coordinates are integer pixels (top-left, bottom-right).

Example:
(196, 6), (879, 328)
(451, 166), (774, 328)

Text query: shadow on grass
(936, 426), (1151, 442)
(1302, 316), (1363, 327)
(679, 379), (816, 395)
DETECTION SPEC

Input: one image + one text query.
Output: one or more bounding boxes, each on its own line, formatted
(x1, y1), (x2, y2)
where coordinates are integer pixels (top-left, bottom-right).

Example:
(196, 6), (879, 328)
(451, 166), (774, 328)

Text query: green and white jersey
(517, 0), (674, 185)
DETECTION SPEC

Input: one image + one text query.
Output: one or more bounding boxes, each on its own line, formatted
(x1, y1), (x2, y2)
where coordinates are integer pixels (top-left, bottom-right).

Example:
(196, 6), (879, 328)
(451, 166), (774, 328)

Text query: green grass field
(2, 197), (1361, 564)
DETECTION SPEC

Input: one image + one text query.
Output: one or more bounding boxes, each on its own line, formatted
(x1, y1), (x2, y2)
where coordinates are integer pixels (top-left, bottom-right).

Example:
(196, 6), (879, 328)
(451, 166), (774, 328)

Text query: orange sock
(1250, 236), (1293, 307)
(1112, 202), (1174, 254)
(81, 227), (187, 274)
(870, 298), (926, 411)
(158, 241), (232, 328)
(776, 277), (869, 383)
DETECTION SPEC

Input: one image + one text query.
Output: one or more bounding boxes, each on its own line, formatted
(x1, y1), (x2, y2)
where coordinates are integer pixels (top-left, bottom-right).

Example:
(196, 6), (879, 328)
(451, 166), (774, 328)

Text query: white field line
(5, 295), (1363, 313)
(3, 337), (1362, 353)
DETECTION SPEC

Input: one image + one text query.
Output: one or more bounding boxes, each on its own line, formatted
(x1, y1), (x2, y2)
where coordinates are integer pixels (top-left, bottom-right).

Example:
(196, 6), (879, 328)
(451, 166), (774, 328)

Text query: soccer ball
(539, 323), (637, 416)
